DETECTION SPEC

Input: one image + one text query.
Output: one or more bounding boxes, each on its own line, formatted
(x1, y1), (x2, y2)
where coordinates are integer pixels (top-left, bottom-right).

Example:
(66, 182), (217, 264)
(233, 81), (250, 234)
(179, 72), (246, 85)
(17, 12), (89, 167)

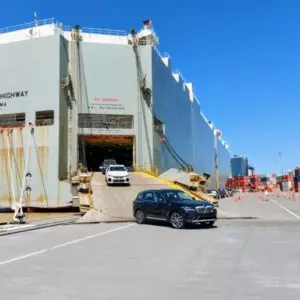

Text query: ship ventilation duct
(137, 20), (159, 45)
(172, 73), (180, 82)
(71, 25), (81, 41)
(185, 83), (193, 101)
(162, 56), (170, 68)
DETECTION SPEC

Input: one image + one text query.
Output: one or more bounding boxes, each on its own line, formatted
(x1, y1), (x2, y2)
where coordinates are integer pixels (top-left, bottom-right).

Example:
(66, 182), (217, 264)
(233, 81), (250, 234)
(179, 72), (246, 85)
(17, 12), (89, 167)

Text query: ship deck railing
(63, 25), (127, 36)
(0, 18), (127, 37)
(0, 18), (56, 34)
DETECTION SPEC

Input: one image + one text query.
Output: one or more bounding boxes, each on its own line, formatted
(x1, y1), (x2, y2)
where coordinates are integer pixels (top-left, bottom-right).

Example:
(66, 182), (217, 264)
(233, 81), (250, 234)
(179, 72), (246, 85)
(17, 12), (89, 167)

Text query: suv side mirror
(192, 197), (195, 200)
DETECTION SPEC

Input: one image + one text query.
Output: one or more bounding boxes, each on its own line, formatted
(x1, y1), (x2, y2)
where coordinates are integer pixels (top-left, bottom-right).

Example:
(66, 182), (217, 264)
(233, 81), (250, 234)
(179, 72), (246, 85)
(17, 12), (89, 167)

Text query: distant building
(231, 156), (249, 177)
(248, 165), (255, 176)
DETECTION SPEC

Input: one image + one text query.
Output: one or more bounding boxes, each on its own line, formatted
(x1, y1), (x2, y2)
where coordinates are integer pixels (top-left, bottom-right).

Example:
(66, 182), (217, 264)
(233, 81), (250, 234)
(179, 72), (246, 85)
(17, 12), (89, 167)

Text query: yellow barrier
(136, 170), (216, 205)
(133, 164), (159, 177)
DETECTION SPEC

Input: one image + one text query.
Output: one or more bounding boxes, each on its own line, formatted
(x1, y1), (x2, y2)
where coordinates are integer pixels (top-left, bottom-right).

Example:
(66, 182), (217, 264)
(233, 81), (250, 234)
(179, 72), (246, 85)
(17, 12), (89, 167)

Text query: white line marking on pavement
(1, 224), (36, 231)
(0, 223), (135, 266)
(50, 223), (135, 250)
(270, 198), (300, 220)
(0, 249), (47, 266)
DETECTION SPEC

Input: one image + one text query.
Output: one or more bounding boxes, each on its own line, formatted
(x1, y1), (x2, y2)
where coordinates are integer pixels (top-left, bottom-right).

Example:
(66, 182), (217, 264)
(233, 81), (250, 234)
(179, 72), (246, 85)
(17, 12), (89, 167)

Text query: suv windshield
(109, 166), (126, 172)
(164, 191), (194, 201)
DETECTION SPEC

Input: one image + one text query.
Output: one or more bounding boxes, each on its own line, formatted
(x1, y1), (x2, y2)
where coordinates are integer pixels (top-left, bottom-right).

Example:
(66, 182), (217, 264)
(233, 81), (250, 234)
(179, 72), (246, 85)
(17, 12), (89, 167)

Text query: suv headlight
(181, 206), (196, 212)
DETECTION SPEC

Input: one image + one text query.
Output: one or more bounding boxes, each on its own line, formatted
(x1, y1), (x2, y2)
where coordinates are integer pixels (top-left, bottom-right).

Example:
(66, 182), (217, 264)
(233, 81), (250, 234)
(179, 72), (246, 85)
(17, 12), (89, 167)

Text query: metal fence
(0, 18), (55, 34)
(35, 111), (54, 126)
(0, 18), (127, 37)
(78, 114), (134, 129)
(63, 25), (127, 37)
(0, 113), (25, 127)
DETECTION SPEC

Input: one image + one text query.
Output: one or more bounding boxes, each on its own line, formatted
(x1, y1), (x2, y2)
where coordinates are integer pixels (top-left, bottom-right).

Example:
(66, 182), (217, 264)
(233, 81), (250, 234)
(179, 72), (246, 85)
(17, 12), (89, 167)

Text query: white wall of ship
(0, 19), (230, 151)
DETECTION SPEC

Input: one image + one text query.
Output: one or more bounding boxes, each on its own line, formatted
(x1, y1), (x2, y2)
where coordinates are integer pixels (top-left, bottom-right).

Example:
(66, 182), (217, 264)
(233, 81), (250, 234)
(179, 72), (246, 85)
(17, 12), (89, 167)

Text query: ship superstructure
(0, 18), (230, 209)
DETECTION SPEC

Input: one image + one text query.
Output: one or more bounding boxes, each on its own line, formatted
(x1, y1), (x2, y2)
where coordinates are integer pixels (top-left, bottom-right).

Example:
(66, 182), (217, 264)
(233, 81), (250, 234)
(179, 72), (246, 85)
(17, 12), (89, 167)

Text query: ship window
(0, 113), (25, 127)
(36, 110), (54, 126)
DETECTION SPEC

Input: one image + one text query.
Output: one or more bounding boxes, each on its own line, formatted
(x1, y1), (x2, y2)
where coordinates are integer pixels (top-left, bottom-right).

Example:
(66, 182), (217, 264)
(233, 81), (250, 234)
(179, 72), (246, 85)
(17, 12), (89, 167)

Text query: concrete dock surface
(2, 179), (300, 299)
(1, 217), (300, 299)
(0, 212), (79, 225)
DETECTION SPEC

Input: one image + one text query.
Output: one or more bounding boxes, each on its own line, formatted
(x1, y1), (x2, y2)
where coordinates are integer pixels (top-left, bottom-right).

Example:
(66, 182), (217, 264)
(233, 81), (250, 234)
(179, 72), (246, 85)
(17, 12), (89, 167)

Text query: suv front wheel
(170, 211), (185, 229)
(135, 209), (146, 224)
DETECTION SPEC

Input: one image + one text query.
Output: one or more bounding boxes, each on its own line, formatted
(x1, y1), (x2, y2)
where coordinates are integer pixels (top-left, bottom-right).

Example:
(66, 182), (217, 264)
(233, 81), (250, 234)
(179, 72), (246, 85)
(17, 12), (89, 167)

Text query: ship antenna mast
(33, 11), (38, 28)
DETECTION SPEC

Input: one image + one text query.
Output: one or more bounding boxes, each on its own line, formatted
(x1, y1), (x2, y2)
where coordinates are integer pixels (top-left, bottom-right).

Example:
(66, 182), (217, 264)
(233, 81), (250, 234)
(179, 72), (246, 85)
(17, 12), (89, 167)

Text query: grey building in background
(231, 156), (249, 177)
(0, 18), (231, 209)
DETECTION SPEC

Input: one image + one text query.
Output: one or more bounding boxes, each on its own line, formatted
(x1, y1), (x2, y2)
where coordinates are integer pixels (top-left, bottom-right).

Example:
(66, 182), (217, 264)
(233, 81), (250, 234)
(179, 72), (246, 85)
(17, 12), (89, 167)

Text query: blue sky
(1, 0), (299, 174)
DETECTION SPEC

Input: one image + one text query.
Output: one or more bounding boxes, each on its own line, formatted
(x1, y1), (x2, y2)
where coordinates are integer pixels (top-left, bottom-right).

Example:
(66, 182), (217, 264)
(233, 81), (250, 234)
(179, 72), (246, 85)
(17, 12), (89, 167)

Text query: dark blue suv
(133, 189), (217, 229)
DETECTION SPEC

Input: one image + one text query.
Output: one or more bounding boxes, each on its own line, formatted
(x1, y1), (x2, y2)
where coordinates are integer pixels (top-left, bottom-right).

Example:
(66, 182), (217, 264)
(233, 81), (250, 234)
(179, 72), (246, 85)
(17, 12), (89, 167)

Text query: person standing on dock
(264, 189), (269, 201)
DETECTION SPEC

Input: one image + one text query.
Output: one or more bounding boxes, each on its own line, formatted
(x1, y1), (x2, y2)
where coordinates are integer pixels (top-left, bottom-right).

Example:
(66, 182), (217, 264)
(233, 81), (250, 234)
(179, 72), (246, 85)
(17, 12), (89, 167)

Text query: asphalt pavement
(2, 193), (300, 300)
(218, 192), (300, 220)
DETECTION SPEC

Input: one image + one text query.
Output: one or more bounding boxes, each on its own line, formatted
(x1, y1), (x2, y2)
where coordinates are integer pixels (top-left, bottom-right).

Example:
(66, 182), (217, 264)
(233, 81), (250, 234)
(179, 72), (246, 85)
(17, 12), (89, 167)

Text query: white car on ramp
(105, 165), (130, 186)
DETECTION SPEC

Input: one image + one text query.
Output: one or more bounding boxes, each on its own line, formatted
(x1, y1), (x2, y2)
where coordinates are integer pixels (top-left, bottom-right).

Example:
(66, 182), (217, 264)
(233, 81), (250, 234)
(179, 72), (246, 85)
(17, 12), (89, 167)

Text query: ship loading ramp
(83, 135), (134, 172)
(159, 168), (217, 205)
(77, 172), (170, 223)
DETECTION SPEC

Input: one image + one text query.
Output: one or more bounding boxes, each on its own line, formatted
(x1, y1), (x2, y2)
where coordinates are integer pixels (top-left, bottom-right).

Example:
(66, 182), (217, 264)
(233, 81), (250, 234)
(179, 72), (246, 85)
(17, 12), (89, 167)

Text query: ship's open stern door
(84, 135), (134, 171)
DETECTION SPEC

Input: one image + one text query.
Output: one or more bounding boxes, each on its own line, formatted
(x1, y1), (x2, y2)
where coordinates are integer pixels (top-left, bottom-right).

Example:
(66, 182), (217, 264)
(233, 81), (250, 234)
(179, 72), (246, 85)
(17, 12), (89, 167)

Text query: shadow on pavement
(107, 184), (131, 187)
(142, 220), (218, 230)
